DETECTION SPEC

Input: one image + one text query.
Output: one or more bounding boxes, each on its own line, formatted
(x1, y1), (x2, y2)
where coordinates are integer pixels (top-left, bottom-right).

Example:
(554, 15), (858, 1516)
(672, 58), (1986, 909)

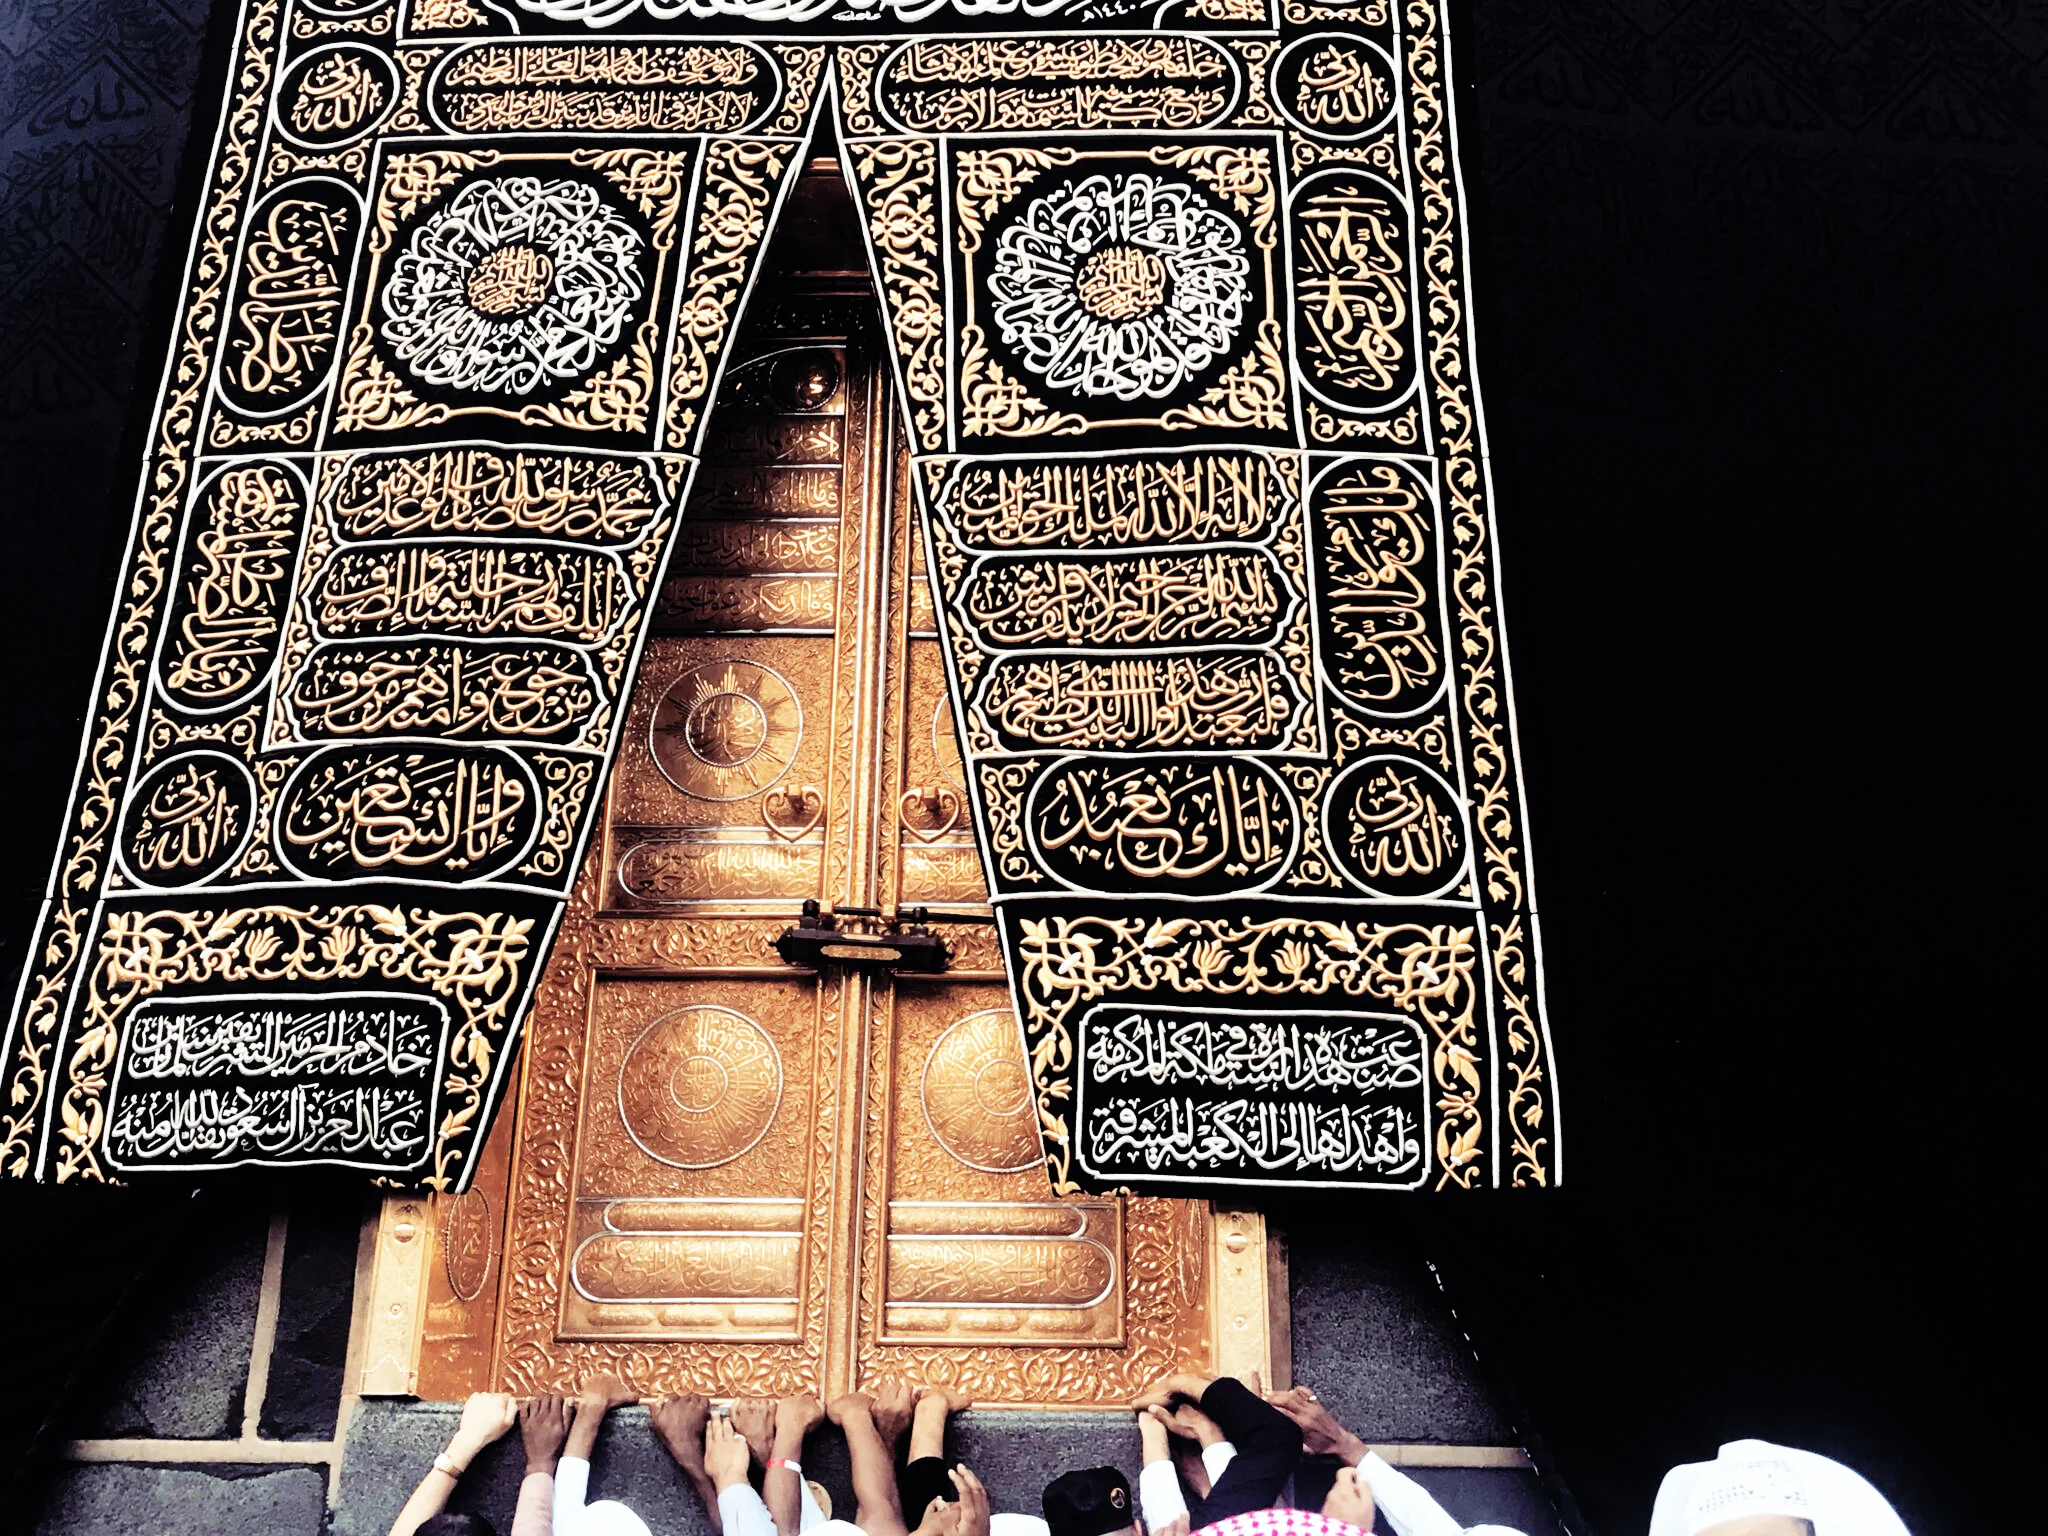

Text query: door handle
(898, 783), (964, 843)
(763, 784), (824, 841)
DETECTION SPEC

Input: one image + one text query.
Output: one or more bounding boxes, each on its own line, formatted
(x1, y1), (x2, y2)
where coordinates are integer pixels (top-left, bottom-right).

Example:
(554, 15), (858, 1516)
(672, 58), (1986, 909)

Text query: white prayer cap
(1647, 1440), (1909, 1536)
(810, 1519), (870, 1536)
(1464, 1527), (1530, 1535)
(581, 1499), (656, 1536)
(992, 1514), (1053, 1536)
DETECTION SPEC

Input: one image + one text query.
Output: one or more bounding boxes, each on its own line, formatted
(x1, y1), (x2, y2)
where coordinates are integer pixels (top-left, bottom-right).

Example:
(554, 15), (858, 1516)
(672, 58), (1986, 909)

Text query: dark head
(1043, 1466), (1136, 1536)
(417, 1515), (497, 1536)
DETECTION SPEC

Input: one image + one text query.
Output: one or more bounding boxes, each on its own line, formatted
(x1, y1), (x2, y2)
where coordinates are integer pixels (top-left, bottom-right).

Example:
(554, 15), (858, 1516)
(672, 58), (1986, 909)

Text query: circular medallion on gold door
(921, 1009), (1042, 1174)
(620, 1005), (783, 1169)
(649, 660), (802, 802)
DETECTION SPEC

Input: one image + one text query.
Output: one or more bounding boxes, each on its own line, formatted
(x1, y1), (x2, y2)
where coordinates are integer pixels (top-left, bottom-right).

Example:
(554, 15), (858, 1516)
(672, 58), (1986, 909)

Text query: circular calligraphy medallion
(1270, 34), (1398, 141)
(381, 175), (646, 396)
(650, 660), (802, 801)
(1323, 755), (1467, 899)
(442, 1188), (495, 1303)
(117, 751), (257, 888)
(278, 43), (398, 149)
(986, 172), (1250, 403)
(619, 1006), (782, 1170)
(921, 1009), (1042, 1174)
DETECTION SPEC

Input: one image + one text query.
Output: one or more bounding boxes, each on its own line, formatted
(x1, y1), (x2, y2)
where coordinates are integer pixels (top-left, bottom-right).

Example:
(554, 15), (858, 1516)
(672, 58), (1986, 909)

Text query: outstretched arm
(514, 1396), (572, 1536)
(764, 1394), (825, 1536)
(388, 1392), (519, 1536)
(1135, 1408), (1191, 1536)
(1180, 1378), (1301, 1527)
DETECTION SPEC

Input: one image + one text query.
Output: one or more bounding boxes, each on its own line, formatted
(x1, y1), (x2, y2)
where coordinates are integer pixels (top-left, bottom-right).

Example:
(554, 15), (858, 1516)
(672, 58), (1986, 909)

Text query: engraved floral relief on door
(386, 169), (1272, 1406)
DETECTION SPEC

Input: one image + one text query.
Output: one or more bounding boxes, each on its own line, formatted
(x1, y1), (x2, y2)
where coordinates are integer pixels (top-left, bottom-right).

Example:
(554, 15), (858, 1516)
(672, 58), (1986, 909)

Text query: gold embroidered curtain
(0, 0), (1558, 1194)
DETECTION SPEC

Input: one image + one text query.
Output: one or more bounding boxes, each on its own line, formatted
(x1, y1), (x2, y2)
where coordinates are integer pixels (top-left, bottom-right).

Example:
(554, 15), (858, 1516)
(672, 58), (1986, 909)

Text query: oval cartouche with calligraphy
(1290, 169), (1416, 415)
(873, 37), (1238, 135)
(1271, 34), (1397, 141)
(921, 1009), (1041, 1175)
(287, 639), (602, 745)
(1310, 458), (1444, 716)
(324, 448), (664, 547)
(157, 461), (307, 713)
(649, 659), (802, 802)
(275, 743), (540, 883)
(619, 1006), (782, 1170)
(219, 179), (360, 417)
(312, 544), (632, 646)
(1026, 757), (1298, 896)
(979, 651), (1300, 754)
(959, 547), (1290, 651)
(117, 751), (257, 888)
(1323, 755), (1468, 899)
(429, 41), (778, 138)
(278, 44), (398, 150)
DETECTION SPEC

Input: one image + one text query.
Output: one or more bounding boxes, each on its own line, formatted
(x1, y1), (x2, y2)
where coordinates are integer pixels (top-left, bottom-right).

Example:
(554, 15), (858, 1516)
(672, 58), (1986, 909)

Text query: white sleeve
(1139, 1461), (1190, 1531)
(554, 1456), (591, 1536)
(1201, 1442), (1237, 1483)
(719, 1483), (781, 1536)
(1356, 1452), (1465, 1536)
(799, 1475), (829, 1531)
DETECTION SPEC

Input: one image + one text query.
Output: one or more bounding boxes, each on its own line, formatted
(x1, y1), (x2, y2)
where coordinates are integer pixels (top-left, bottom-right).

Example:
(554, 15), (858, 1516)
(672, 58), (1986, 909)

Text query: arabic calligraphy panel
(1075, 1001), (1430, 1188)
(1024, 756), (1298, 896)
(116, 752), (259, 889)
(1309, 455), (1445, 716)
(426, 42), (782, 138)
(158, 461), (309, 713)
(948, 140), (1291, 450)
(275, 743), (541, 882)
(280, 43), (400, 149)
(219, 179), (362, 419)
(1322, 754), (1467, 899)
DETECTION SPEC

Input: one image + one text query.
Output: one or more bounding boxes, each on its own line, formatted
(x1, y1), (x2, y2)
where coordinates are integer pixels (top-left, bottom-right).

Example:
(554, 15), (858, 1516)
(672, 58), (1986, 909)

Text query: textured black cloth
(902, 1456), (957, 1520)
(1185, 1379), (1302, 1528)
(1043, 1466), (1135, 1536)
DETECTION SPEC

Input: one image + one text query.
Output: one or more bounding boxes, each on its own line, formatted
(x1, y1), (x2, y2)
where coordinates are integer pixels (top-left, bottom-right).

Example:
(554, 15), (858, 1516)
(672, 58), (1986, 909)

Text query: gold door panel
(369, 165), (1280, 1407)
(562, 975), (824, 1344)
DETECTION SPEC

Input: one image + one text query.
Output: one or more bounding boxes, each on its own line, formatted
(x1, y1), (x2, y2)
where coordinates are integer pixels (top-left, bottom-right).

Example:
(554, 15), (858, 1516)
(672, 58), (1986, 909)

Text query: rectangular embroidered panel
(1, 0), (1560, 1194)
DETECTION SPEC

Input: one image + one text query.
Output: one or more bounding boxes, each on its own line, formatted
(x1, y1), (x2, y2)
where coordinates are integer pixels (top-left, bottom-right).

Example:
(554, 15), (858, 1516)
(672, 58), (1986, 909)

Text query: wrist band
(434, 1452), (467, 1478)
(769, 1457), (802, 1475)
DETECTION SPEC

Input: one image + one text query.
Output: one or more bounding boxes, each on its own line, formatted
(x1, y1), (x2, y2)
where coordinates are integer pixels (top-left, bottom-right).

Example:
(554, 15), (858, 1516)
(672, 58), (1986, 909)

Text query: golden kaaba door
(368, 166), (1280, 1409)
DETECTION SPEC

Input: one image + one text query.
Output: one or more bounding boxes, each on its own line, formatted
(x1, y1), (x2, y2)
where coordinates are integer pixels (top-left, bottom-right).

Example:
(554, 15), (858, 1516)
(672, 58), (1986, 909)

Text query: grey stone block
(1395, 1468), (1564, 1536)
(26, 1463), (326, 1536)
(60, 1200), (269, 1440)
(336, 1400), (1147, 1536)
(1286, 1232), (1512, 1444)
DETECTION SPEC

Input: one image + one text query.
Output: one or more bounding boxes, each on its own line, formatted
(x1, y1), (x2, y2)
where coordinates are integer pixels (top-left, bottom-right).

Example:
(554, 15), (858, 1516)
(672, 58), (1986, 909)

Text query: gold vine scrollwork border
(0, 0), (288, 1178)
(664, 138), (795, 447)
(850, 139), (947, 453)
(1013, 914), (1484, 1193)
(1404, 0), (1551, 1185)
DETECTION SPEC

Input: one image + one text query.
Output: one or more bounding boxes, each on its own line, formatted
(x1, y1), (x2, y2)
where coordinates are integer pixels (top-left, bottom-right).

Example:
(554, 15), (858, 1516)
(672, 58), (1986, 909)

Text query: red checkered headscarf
(1194, 1510), (1368, 1536)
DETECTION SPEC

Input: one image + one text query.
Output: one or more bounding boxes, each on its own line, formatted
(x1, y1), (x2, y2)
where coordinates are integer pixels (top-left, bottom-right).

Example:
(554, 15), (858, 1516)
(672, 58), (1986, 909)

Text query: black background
(0, 1), (2037, 1531)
